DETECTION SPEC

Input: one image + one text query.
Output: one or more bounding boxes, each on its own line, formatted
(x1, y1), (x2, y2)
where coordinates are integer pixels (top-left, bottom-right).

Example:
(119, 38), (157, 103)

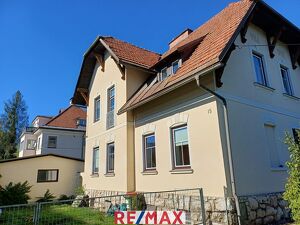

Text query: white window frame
(171, 125), (191, 168)
(280, 65), (294, 96)
(37, 169), (59, 183)
(47, 136), (57, 148)
(143, 134), (156, 170)
(106, 142), (115, 173)
(92, 147), (99, 174)
(252, 52), (268, 86)
(26, 139), (36, 150)
(160, 67), (168, 81)
(94, 96), (101, 122)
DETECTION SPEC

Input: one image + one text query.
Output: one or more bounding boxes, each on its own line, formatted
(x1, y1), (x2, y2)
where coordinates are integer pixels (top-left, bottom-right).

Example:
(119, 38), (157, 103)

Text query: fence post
(224, 186), (229, 225)
(199, 188), (206, 225)
(33, 203), (41, 225)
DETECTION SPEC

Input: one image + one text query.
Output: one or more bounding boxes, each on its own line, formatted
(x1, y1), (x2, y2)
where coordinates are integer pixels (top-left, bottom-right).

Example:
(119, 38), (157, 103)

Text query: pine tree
(0, 91), (29, 159)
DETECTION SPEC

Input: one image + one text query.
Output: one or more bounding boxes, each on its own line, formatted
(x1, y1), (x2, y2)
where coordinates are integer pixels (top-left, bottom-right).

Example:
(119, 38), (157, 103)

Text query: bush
(0, 181), (32, 205)
(284, 130), (300, 223)
(75, 186), (85, 196)
(36, 189), (55, 203)
(58, 194), (75, 201)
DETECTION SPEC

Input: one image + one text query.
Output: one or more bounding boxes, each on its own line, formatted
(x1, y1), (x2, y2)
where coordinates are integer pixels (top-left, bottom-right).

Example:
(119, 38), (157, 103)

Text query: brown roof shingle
(102, 37), (161, 69)
(120, 0), (254, 112)
(45, 105), (87, 129)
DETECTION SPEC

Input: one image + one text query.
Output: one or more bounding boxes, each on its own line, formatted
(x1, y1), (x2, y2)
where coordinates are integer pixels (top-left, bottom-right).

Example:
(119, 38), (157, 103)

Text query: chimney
(169, 28), (193, 49)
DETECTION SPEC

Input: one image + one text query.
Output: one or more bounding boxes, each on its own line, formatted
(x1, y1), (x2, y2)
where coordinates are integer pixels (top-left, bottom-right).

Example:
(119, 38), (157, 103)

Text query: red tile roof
(119, 0), (255, 112)
(45, 105), (87, 129)
(102, 37), (161, 69)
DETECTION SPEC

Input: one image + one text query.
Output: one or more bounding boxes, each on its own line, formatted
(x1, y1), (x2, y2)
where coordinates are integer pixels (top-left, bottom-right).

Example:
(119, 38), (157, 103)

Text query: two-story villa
(19, 104), (87, 159)
(72, 0), (300, 224)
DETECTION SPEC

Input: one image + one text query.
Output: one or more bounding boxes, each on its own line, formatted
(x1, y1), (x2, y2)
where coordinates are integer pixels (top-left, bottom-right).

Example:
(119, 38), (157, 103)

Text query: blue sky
(0, 0), (299, 122)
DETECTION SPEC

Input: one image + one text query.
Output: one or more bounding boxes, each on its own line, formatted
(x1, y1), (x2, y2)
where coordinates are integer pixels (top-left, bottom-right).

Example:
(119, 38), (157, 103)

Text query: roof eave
(118, 60), (223, 114)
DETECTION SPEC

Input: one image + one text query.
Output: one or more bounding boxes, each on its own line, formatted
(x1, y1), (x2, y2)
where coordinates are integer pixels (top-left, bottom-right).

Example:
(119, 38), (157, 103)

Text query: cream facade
(79, 24), (300, 197)
(0, 155), (84, 201)
(73, 1), (299, 224)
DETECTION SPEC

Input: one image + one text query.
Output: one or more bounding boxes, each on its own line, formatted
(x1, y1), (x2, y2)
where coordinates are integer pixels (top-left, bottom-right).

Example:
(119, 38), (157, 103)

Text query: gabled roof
(45, 105), (86, 129)
(119, 0), (254, 113)
(0, 154), (84, 163)
(72, 0), (300, 110)
(119, 0), (300, 113)
(72, 36), (160, 104)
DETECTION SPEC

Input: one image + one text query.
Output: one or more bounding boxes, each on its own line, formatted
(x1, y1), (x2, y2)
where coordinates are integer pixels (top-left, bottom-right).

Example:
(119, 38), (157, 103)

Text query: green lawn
(0, 204), (115, 225)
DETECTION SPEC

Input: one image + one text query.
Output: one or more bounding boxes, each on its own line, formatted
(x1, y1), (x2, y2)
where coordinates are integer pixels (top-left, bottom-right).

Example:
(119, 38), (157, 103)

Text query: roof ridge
(103, 36), (161, 56)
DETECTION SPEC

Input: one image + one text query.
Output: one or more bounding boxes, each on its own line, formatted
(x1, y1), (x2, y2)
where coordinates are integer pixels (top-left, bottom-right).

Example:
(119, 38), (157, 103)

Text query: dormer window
(77, 119), (86, 127)
(172, 60), (179, 74)
(159, 59), (181, 81)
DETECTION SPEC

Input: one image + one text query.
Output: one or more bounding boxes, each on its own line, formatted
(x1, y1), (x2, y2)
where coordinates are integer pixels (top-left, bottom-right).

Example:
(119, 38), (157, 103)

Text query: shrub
(284, 130), (300, 223)
(36, 189), (55, 203)
(75, 186), (85, 195)
(0, 181), (32, 205)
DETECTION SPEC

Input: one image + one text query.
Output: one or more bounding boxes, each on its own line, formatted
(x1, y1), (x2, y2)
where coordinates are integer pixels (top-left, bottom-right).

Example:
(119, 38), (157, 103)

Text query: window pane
(37, 170), (58, 182)
(175, 146), (183, 166)
(48, 136), (57, 148)
(146, 136), (155, 148)
(174, 127), (188, 145)
(108, 86), (115, 112)
(182, 144), (190, 165)
(94, 97), (100, 121)
(253, 54), (266, 85)
(281, 67), (292, 95)
(161, 68), (168, 80)
(173, 126), (190, 167)
(93, 148), (99, 173)
(173, 61), (179, 74)
(144, 135), (156, 169)
(107, 143), (115, 172)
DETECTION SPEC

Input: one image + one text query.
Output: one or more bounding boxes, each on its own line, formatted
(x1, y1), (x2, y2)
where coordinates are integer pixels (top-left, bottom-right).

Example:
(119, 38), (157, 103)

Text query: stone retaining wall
(83, 189), (291, 225)
(239, 192), (291, 225)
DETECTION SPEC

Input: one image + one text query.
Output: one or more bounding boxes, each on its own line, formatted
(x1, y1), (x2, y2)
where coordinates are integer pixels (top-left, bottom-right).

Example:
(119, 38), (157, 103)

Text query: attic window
(172, 60), (179, 74)
(160, 67), (168, 81)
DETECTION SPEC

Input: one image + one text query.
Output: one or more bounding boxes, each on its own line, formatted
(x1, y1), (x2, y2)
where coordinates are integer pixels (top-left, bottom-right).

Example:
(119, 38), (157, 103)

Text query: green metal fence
(0, 188), (206, 225)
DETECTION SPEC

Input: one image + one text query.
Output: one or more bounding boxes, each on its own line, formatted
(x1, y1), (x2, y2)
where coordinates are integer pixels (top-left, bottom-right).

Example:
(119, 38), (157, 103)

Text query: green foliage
(0, 181), (32, 205)
(284, 130), (300, 223)
(36, 189), (56, 203)
(58, 194), (75, 201)
(130, 193), (146, 210)
(75, 186), (85, 195)
(0, 91), (29, 159)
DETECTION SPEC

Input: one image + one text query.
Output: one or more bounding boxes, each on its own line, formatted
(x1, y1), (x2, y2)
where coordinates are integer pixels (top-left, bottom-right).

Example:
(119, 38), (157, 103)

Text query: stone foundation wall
(83, 189), (291, 225)
(239, 192), (291, 225)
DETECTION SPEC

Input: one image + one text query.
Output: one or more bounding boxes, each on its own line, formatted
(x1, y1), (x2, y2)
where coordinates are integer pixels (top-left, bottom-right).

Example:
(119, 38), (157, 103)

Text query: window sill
(253, 82), (275, 92)
(141, 170), (158, 175)
(90, 173), (99, 177)
(170, 168), (193, 174)
(271, 167), (287, 172)
(283, 93), (300, 101)
(104, 173), (115, 177)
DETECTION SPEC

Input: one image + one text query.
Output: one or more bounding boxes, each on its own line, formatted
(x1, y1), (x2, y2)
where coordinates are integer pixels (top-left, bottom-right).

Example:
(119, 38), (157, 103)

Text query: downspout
(195, 74), (242, 225)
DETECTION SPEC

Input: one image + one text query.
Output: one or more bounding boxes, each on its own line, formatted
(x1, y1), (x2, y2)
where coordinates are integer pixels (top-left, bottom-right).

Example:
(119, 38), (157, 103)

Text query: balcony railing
(106, 110), (115, 129)
(24, 127), (38, 133)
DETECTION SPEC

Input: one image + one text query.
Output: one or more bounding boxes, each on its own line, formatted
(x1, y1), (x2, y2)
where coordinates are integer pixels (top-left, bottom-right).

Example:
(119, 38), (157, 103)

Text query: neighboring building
(0, 154), (84, 201)
(19, 105), (86, 159)
(72, 0), (299, 224)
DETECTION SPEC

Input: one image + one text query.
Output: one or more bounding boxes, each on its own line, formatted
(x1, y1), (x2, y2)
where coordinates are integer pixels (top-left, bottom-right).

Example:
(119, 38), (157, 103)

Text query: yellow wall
(0, 156), (84, 201)
(133, 77), (228, 197)
(218, 24), (300, 196)
(82, 53), (150, 192)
